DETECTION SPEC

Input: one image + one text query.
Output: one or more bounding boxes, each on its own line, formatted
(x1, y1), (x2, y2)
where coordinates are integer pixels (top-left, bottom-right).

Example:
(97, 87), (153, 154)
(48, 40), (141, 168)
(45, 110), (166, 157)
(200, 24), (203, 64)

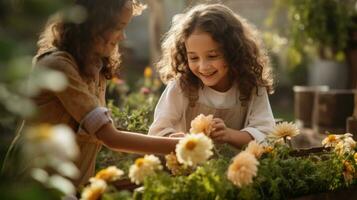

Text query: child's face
(185, 30), (230, 92)
(96, 1), (133, 57)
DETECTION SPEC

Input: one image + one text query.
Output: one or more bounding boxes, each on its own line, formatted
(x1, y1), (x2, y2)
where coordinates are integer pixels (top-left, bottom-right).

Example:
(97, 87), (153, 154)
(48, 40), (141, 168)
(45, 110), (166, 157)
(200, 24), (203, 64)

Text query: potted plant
(269, 0), (357, 132)
(270, 0), (357, 89)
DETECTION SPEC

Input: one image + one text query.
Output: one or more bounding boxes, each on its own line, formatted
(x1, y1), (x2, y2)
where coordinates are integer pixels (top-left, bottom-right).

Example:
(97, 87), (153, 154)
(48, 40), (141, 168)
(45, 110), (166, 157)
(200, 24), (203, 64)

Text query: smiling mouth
(199, 71), (217, 77)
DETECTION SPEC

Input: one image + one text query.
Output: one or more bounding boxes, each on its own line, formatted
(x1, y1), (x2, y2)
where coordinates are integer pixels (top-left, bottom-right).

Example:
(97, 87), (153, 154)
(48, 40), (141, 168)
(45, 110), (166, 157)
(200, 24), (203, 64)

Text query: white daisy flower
(23, 124), (79, 162)
(175, 133), (213, 166)
(270, 122), (300, 140)
(80, 178), (107, 200)
(129, 155), (162, 184)
(95, 166), (124, 182)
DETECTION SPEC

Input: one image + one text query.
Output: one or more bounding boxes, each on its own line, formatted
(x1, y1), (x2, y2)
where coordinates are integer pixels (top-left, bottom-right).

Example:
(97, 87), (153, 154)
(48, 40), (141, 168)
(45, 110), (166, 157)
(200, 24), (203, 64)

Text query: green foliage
(137, 158), (237, 200)
(97, 79), (160, 175)
(271, 0), (356, 61)
(109, 93), (158, 133)
(123, 143), (355, 200)
(96, 147), (136, 175)
(102, 188), (133, 200)
(108, 83), (159, 133)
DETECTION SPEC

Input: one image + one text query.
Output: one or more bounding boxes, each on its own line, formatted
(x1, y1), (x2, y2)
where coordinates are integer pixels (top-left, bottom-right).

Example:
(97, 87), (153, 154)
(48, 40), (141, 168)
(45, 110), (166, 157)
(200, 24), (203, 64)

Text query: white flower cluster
(129, 155), (163, 184)
(80, 166), (124, 200)
(322, 133), (356, 155)
(23, 124), (80, 195)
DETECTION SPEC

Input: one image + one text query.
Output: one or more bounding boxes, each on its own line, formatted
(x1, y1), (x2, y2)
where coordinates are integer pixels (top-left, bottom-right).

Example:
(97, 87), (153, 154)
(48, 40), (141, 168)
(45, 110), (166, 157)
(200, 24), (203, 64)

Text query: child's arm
(96, 123), (179, 155)
(148, 81), (189, 137)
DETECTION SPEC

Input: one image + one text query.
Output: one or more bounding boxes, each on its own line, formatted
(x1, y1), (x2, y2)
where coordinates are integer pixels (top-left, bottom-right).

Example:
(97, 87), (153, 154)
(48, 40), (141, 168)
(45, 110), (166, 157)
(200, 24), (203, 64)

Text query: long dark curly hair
(158, 4), (274, 106)
(37, 0), (144, 79)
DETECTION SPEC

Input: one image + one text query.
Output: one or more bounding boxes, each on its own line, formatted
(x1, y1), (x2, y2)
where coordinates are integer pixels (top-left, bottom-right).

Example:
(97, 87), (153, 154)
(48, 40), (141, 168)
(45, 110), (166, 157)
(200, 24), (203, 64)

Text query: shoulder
(166, 79), (184, 94)
(245, 86), (268, 97)
(35, 50), (80, 76)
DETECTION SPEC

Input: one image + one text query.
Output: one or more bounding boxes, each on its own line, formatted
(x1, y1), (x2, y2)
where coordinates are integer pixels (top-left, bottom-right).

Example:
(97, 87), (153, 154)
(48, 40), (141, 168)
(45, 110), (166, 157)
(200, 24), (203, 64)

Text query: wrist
(225, 128), (235, 142)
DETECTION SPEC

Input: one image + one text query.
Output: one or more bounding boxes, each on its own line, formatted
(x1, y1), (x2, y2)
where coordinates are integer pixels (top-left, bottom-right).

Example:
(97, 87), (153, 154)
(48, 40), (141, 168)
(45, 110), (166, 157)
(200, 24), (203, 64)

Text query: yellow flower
(111, 77), (124, 85)
(354, 153), (357, 163)
(129, 155), (162, 184)
(144, 66), (153, 78)
(333, 134), (356, 155)
(227, 152), (259, 188)
(322, 134), (339, 147)
(263, 146), (274, 154)
(95, 166), (124, 182)
(176, 133), (213, 166)
(165, 152), (188, 176)
(270, 122), (300, 140)
(80, 178), (107, 200)
(335, 141), (356, 156)
(190, 114), (214, 136)
(245, 141), (265, 159)
(343, 160), (355, 184)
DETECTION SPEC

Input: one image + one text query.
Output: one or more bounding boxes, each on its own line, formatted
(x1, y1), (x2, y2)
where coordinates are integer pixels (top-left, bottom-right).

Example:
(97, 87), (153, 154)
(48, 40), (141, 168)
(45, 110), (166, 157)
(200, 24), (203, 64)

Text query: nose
(198, 59), (211, 72)
(118, 31), (126, 42)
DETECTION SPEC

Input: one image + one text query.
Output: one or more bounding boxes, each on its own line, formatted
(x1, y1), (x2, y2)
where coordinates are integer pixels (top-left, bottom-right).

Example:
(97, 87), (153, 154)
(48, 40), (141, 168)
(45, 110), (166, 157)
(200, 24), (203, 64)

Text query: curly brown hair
(37, 0), (145, 79)
(158, 4), (274, 106)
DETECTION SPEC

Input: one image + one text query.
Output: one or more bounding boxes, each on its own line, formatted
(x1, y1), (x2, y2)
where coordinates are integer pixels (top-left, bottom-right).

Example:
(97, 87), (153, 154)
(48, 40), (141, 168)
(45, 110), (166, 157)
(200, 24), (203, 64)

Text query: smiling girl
(149, 4), (275, 148)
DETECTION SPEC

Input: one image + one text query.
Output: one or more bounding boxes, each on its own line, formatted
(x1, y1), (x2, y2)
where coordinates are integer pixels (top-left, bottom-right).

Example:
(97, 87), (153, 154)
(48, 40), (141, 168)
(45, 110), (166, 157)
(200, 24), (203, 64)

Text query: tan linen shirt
(30, 50), (107, 187)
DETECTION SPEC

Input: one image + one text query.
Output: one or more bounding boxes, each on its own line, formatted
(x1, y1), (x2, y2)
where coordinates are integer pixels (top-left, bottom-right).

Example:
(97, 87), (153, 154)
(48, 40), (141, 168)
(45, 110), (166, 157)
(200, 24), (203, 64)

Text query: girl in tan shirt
(7, 0), (179, 187)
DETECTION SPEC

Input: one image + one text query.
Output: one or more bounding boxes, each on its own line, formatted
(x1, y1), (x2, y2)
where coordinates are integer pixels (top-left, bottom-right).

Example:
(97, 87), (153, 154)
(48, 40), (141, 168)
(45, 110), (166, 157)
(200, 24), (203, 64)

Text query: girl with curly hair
(6, 0), (179, 187)
(149, 4), (275, 148)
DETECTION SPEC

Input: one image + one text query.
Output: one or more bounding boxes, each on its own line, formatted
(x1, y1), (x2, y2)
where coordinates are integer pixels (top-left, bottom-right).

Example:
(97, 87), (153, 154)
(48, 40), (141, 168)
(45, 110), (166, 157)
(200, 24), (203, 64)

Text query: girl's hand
(210, 118), (232, 143)
(168, 132), (186, 138)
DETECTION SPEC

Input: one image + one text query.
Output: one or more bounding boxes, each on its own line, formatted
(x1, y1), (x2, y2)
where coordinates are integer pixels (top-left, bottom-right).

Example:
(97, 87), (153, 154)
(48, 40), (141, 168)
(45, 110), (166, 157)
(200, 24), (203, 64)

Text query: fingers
(212, 118), (226, 131)
(210, 130), (225, 139)
(212, 123), (225, 131)
(212, 118), (224, 124)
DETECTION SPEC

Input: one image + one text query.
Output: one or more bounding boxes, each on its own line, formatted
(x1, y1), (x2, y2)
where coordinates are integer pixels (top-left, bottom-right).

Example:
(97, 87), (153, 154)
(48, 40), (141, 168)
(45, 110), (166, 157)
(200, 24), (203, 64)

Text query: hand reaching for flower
(210, 118), (232, 143)
(210, 118), (254, 147)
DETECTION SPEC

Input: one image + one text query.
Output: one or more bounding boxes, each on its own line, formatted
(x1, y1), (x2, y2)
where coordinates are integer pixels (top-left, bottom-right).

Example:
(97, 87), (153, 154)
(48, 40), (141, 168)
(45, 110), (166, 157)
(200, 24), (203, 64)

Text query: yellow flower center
(135, 158), (145, 167)
(185, 140), (197, 151)
(87, 188), (103, 200)
(30, 124), (53, 141)
(327, 135), (336, 142)
(95, 169), (110, 180)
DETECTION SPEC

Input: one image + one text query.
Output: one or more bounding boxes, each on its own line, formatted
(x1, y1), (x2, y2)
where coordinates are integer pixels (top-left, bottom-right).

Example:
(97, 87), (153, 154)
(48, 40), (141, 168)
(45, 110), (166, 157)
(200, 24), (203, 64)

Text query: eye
(208, 55), (218, 58)
(188, 56), (198, 61)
